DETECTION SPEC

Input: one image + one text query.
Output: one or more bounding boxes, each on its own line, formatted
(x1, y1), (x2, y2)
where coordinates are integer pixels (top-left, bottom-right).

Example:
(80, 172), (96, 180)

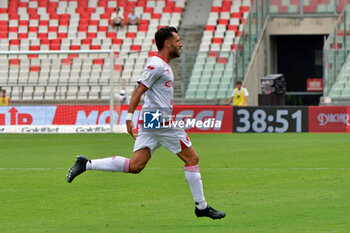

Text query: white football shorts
(133, 125), (192, 155)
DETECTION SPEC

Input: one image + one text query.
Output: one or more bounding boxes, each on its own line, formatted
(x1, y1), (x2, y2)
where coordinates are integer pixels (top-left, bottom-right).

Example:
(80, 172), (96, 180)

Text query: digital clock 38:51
(233, 107), (308, 133)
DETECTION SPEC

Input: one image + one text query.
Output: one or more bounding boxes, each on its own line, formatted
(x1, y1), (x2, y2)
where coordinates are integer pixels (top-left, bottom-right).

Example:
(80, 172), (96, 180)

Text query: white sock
(184, 165), (207, 210)
(86, 156), (130, 173)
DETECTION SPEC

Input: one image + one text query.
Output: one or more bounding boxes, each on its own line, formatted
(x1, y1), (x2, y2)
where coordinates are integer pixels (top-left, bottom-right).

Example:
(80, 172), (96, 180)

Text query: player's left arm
(126, 83), (148, 139)
(243, 88), (249, 106)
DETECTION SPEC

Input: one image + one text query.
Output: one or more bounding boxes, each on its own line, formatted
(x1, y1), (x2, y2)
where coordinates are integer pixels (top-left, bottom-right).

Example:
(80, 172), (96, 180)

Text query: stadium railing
(323, 5), (350, 101)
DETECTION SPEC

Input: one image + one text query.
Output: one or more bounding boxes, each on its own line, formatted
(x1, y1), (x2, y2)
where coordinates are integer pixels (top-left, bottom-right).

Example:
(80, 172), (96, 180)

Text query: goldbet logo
(317, 113), (350, 126)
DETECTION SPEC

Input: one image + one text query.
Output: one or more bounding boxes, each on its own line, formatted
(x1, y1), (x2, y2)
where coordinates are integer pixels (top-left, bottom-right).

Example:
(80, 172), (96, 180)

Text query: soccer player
(67, 26), (226, 220)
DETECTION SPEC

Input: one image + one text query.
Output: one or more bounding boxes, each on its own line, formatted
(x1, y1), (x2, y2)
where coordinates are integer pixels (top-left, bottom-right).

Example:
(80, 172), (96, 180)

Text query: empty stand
(0, 0), (187, 101)
(186, 0), (250, 99)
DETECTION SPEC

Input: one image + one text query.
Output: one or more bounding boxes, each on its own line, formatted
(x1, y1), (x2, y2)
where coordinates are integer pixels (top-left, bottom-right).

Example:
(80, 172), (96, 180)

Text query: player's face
(169, 32), (183, 58)
(236, 83), (242, 89)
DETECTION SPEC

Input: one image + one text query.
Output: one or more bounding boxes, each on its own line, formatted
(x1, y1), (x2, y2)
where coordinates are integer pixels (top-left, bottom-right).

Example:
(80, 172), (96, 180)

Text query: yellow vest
(0, 97), (9, 106)
(233, 88), (246, 106)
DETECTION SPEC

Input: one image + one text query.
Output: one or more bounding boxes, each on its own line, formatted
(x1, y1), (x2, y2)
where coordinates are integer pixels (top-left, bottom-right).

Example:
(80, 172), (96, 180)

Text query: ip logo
(143, 110), (161, 129)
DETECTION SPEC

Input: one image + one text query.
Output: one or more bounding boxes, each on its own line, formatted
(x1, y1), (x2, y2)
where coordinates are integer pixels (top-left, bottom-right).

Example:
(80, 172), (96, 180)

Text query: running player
(67, 26), (226, 220)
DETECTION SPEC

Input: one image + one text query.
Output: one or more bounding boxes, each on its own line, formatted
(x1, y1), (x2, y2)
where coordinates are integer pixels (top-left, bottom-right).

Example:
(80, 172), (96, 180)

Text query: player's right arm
(226, 96), (233, 105)
(126, 83), (148, 139)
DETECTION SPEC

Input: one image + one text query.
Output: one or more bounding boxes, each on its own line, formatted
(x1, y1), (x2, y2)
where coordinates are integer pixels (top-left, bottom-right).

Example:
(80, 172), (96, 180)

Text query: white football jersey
(137, 55), (174, 121)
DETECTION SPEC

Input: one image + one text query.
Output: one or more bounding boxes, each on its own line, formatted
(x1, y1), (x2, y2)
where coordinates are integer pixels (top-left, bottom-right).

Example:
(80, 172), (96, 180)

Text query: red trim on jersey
(180, 139), (189, 149)
(155, 54), (169, 65)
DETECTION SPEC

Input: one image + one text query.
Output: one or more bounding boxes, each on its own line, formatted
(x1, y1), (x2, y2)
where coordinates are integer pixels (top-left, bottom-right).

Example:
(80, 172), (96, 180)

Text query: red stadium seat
(30, 66), (41, 72)
(29, 14), (40, 20)
(231, 13), (241, 19)
(173, 7), (183, 13)
(131, 45), (141, 51)
(19, 20), (29, 26)
(27, 8), (37, 15)
(50, 44), (60, 50)
(163, 6), (173, 13)
(211, 7), (220, 12)
(57, 33), (67, 39)
(144, 7), (153, 13)
(222, 1), (232, 7)
(38, 33), (47, 39)
(51, 39), (61, 46)
(30, 45), (40, 51)
(70, 45), (80, 50)
(28, 26), (38, 33)
(208, 51), (219, 57)
(218, 19), (229, 25)
(90, 45), (100, 50)
(107, 32), (116, 39)
(126, 32), (136, 39)
(68, 54), (78, 59)
(216, 57), (228, 64)
(138, 25), (148, 32)
(93, 58), (104, 65)
(205, 25), (216, 31)
(240, 6), (250, 12)
(0, 32), (7, 39)
(82, 38), (92, 45)
(10, 39), (20, 45)
(228, 25), (238, 31)
(152, 13), (161, 20)
(212, 38), (223, 44)
(10, 59), (20, 66)
(221, 6), (231, 12)
(18, 2), (28, 7)
(8, 27), (18, 33)
(60, 19), (69, 26)
(114, 64), (123, 71)
(89, 20), (99, 26)
(40, 39), (50, 45)
(39, 20), (49, 26)
(87, 32), (97, 38)
(62, 58), (72, 65)
(48, 27), (58, 33)
(28, 54), (38, 59)
(98, 26), (108, 32)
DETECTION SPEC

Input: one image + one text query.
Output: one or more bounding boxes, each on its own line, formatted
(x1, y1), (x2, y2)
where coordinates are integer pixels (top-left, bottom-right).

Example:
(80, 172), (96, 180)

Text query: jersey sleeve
(137, 64), (162, 88)
(231, 89), (235, 97)
(244, 88), (249, 97)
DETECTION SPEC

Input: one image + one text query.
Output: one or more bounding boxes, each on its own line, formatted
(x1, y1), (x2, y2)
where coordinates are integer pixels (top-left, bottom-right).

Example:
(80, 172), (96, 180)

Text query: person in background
(226, 80), (249, 106)
(110, 7), (124, 30)
(0, 89), (10, 106)
(126, 8), (140, 26)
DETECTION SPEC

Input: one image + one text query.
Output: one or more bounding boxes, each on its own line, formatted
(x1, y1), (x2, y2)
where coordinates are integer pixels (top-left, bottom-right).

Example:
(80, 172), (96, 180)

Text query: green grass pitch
(0, 133), (349, 233)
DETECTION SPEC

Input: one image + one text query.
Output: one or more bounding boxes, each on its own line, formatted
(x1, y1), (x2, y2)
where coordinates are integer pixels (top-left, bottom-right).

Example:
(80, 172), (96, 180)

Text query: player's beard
(169, 44), (180, 58)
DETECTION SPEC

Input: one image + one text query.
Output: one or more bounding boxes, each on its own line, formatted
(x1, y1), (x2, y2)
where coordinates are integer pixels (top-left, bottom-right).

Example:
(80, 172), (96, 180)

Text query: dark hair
(155, 26), (178, 51)
(236, 80), (242, 85)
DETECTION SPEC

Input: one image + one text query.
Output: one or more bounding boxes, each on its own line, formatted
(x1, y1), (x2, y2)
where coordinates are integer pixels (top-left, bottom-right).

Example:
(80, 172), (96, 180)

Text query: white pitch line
(0, 167), (350, 171)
